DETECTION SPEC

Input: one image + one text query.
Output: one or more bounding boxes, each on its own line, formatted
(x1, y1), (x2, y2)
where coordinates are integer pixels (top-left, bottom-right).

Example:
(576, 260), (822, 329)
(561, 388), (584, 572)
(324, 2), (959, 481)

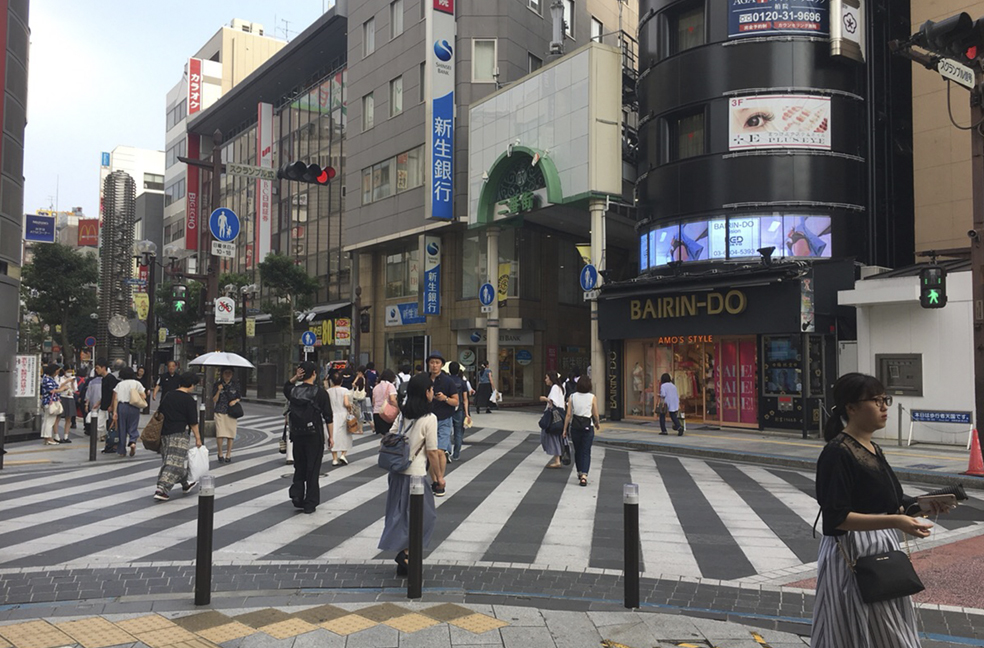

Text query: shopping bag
(187, 445), (210, 483)
(140, 412), (163, 452)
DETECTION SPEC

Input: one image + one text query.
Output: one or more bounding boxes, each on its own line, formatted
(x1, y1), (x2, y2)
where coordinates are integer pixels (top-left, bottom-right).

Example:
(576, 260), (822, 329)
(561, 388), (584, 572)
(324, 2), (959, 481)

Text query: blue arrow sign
(479, 282), (495, 306)
(580, 264), (598, 292)
(209, 208), (240, 243)
(301, 331), (317, 346)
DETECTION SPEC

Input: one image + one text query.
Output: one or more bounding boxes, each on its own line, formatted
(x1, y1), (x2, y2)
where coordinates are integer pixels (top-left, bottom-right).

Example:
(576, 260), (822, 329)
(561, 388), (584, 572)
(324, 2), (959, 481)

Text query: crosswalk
(1, 413), (982, 584)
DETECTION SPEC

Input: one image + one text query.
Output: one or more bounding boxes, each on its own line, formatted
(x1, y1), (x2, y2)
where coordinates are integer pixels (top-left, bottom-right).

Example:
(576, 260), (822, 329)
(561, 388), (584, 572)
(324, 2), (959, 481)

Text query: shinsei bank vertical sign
(426, 0), (455, 221)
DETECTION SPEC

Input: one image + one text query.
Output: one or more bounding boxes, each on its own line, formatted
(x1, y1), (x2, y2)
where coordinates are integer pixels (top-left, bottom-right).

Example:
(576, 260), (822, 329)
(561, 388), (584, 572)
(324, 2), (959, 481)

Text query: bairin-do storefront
(597, 259), (855, 431)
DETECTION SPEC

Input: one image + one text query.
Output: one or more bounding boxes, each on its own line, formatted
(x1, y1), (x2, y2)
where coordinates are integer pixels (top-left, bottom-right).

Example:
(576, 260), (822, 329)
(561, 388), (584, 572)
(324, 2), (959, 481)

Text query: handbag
(140, 411), (163, 452)
(838, 536), (925, 604)
(47, 400), (64, 416)
(346, 413), (361, 434)
(130, 386), (148, 410)
(227, 401), (245, 419)
(560, 435), (572, 466)
(539, 404), (565, 433)
(378, 417), (424, 473)
(380, 397), (399, 424)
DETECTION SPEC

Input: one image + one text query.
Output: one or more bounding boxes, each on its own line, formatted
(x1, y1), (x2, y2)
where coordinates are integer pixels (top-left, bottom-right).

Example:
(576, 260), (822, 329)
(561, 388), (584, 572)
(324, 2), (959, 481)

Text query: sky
(23, 1), (331, 218)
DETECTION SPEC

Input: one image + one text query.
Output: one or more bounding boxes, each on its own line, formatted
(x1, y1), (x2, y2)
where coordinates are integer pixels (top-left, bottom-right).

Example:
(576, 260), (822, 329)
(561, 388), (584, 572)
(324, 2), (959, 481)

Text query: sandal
(545, 462), (562, 469)
(129, 443), (136, 457)
(578, 475), (587, 487)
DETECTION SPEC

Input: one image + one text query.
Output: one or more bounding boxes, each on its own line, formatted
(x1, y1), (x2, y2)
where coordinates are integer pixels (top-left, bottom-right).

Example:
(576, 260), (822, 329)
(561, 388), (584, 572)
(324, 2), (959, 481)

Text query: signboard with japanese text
(322, 319), (333, 345)
(246, 318), (256, 338)
(186, 134), (200, 250)
(14, 355), (39, 399)
(334, 318), (351, 346)
(729, 95), (831, 151)
(24, 215), (55, 243)
(133, 293), (150, 320)
(254, 102), (274, 266)
(77, 219), (99, 247)
(386, 303), (427, 327)
(426, 0), (455, 220)
(187, 58), (203, 115)
(423, 236), (441, 315)
(728, 0), (828, 38)
(911, 410), (972, 425)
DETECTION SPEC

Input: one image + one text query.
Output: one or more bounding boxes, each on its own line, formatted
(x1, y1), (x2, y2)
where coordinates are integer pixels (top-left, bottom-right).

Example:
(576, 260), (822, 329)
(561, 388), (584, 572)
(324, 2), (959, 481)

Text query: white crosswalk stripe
(1, 427), (980, 583)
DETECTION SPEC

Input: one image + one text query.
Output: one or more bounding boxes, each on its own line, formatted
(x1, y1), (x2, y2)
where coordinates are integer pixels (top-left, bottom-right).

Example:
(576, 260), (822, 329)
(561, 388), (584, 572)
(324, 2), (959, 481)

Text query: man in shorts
(427, 351), (458, 497)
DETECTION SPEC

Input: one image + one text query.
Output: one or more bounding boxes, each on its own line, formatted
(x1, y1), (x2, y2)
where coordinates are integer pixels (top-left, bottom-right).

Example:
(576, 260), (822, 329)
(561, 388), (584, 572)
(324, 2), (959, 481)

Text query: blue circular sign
(301, 331), (317, 346)
(580, 264), (598, 291)
(479, 282), (495, 306)
(84, 336), (96, 348)
(515, 349), (533, 366)
(209, 208), (240, 243)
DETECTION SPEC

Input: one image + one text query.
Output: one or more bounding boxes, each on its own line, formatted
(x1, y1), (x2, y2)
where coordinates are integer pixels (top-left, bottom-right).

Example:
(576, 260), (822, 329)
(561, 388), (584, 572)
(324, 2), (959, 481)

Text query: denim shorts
(436, 416), (453, 452)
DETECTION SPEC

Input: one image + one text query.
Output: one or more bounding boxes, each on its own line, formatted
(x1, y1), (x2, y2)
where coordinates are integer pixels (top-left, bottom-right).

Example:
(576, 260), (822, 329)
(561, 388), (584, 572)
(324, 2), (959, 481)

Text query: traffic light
(919, 266), (947, 309)
(359, 308), (371, 334)
(277, 161), (336, 186)
(171, 284), (188, 313)
(913, 13), (984, 64)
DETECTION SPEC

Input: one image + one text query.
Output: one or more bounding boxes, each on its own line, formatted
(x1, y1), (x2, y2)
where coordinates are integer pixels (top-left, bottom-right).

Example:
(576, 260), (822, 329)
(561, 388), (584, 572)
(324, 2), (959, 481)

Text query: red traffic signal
(914, 12), (984, 64)
(277, 161), (336, 186)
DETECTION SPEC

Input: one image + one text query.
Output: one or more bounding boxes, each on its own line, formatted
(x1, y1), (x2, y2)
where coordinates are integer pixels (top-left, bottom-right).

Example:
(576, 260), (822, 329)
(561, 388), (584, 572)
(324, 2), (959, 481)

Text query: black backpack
(288, 383), (321, 437)
(397, 378), (409, 402)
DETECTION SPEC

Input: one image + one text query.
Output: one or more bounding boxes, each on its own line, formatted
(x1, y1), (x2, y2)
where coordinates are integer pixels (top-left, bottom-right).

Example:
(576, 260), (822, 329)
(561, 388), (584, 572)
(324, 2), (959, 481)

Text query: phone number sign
(728, 0), (829, 38)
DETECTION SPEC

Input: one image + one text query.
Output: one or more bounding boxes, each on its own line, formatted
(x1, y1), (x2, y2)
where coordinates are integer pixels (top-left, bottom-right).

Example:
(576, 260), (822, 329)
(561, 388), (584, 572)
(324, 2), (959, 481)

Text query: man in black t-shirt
(154, 372), (203, 501)
(94, 358), (119, 453)
(428, 351), (458, 496)
(284, 361), (333, 514)
(153, 361), (180, 402)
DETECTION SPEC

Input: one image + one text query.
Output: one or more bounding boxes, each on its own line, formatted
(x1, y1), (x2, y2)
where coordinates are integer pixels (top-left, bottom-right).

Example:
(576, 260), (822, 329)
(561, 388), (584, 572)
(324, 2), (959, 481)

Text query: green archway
(475, 146), (564, 225)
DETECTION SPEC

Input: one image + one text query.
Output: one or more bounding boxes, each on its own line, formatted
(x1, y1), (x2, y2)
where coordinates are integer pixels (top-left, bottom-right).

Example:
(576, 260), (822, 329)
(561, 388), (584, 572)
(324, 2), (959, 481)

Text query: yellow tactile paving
(194, 622), (256, 644)
(0, 620), (74, 648)
(156, 639), (221, 648)
(55, 617), (137, 648)
(171, 611), (234, 633)
(116, 614), (176, 635)
(383, 613), (441, 633)
(291, 604), (349, 624)
(320, 614), (378, 636)
(131, 624), (199, 648)
(233, 608), (293, 629)
(0, 633), (10, 648)
(421, 603), (475, 622)
(353, 602), (409, 622)
(258, 618), (318, 640)
(449, 613), (510, 634)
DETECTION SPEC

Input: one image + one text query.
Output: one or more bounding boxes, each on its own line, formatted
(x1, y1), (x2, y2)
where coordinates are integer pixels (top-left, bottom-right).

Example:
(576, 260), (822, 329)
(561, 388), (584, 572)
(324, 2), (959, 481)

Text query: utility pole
(970, 76), (984, 440)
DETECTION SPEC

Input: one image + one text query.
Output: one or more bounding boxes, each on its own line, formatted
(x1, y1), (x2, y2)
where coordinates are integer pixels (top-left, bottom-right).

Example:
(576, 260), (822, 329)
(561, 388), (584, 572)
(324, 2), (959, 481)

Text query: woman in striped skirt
(813, 373), (934, 647)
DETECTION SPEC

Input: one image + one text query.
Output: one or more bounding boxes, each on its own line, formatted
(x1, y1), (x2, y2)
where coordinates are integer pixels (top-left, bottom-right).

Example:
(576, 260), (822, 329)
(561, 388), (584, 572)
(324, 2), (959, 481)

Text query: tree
(20, 243), (98, 364)
(259, 253), (320, 377)
(155, 280), (204, 338)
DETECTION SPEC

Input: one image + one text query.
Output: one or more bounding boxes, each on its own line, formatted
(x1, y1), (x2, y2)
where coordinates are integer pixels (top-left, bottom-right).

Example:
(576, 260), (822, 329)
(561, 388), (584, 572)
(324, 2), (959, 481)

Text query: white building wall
(841, 270), (974, 446)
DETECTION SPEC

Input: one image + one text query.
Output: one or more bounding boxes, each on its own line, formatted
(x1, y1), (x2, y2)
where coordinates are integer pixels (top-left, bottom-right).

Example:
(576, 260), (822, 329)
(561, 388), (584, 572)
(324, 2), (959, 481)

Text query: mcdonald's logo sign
(78, 219), (99, 247)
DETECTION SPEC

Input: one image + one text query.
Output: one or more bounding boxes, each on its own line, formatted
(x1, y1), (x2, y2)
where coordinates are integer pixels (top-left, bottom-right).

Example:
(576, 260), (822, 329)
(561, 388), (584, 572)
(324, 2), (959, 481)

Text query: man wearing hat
(427, 350), (458, 497)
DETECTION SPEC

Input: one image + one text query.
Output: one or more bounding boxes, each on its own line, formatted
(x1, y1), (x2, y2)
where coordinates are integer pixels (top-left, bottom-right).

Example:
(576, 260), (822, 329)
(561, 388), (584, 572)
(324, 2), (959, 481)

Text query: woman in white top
(325, 370), (354, 465)
(112, 367), (146, 457)
(538, 371), (566, 468)
(563, 375), (601, 487)
(56, 367), (78, 443)
(378, 372), (442, 576)
(372, 368), (399, 434)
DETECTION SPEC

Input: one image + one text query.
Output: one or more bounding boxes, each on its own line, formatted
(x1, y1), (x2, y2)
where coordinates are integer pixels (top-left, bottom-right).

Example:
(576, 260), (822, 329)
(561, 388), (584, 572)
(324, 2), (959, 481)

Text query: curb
(594, 437), (984, 490)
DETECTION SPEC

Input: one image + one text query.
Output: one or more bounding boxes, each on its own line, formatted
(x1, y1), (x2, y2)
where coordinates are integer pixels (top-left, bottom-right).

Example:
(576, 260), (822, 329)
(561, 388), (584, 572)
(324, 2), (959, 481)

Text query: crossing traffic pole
(408, 475), (425, 599)
(623, 483), (640, 609)
(0, 412), (6, 470)
(88, 411), (98, 462)
(195, 474), (215, 605)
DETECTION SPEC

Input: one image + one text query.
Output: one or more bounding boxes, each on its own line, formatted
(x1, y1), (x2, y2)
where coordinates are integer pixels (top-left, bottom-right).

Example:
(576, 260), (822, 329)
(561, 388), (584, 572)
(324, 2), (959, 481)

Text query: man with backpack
(284, 361), (333, 514)
(395, 364), (412, 404)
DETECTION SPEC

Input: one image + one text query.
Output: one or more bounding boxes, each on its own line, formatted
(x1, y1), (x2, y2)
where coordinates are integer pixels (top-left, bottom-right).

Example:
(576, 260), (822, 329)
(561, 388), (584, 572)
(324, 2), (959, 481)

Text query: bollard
(195, 474), (215, 606)
(198, 402), (206, 440)
(623, 483), (640, 609)
(408, 474), (425, 599)
(89, 411), (98, 462)
(0, 412), (6, 470)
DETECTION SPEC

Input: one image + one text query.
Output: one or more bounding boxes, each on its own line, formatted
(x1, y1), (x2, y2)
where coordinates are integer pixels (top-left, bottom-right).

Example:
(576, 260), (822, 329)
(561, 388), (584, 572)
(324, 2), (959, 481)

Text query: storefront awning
(296, 301), (351, 323)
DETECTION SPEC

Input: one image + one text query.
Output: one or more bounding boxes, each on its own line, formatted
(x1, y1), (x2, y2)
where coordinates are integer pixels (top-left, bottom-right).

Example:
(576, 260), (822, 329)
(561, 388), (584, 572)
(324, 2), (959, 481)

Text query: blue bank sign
(24, 215), (55, 243)
(426, 0), (455, 220)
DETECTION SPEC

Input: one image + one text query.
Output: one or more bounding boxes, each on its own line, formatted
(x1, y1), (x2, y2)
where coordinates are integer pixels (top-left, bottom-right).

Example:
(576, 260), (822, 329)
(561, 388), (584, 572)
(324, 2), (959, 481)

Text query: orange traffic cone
(962, 429), (984, 477)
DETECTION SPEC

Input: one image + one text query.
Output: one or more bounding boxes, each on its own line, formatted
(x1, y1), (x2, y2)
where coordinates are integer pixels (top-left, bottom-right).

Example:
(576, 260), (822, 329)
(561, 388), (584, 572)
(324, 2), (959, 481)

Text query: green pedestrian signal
(919, 266), (947, 309)
(171, 284), (188, 314)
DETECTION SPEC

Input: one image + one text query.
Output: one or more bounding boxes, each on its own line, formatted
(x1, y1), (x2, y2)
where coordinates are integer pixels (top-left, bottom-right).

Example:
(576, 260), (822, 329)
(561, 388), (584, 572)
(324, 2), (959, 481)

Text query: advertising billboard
(77, 219), (99, 247)
(24, 215), (55, 243)
(728, 0), (828, 38)
(426, 0), (455, 220)
(254, 102), (274, 266)
(729, 95), (831, 151)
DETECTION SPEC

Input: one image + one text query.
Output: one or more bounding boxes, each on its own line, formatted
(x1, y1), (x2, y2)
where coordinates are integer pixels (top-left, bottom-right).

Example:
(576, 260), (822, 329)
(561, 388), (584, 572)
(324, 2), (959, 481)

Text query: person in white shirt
(563, 375), (601, 487)
(112, 367), (146, 457)
(658, 372), (683, 436)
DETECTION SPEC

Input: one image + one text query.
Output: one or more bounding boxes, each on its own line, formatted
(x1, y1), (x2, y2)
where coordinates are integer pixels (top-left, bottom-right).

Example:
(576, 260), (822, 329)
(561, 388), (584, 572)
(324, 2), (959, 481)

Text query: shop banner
(78, 219), (99, 247)
(426, 0), (455, 220)
(309, 325), (324, 346)
(497, 262), (510, 307)
(246, 318), (256, 338)
(800, 271), (816, 333)
(14, 354), (39, 399)
(386, 303), (427, 327)
(254, 102), (274, 266)
(186, 134), (200, 250)
(187, 58), (202, 115)
(728, 0), (828, 38)
(133, 293), (150, 321)
(321, 319), (333, 344)
(335, 318), (351, 346)
(423, 235), (441, 315)
(739, 339), (758, 425)
(729, 95), (831, 151)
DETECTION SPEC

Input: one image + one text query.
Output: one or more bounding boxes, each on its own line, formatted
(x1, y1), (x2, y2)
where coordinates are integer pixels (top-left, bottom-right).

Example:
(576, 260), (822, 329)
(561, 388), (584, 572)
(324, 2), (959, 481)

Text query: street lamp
(134, 239), (158, 375)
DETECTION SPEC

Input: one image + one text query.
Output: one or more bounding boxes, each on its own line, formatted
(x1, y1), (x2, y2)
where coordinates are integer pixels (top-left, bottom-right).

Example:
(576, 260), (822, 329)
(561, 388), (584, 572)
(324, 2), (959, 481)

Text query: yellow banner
(322, 319), (333, 345)
(245, 318), (255, 338)
(158, 327), (167, 343)
(309, 325), (322, 345)
(133, 293), (150, 320)
(575, 244), (592, 266)
(497, 262), (510, 306)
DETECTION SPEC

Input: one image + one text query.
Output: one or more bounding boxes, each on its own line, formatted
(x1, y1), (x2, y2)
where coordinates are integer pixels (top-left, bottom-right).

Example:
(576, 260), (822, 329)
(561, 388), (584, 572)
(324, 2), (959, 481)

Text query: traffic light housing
(171, 284), (188, 313)
(277, 161), (336, 186)
(913, 13), (984, 64)
(919, 266), (947, 309)
(359, 308), (371, 334)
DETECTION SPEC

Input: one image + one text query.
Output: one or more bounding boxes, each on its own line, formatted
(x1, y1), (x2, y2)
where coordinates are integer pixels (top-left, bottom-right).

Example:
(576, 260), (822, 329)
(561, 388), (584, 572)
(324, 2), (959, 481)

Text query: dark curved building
(598, 0), (913, 431)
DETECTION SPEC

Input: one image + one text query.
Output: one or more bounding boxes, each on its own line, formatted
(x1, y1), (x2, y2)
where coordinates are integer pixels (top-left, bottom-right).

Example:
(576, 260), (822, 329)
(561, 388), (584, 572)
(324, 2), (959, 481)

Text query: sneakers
(432, 482), (446, 497)
(445, 451), (453, 464)
(153, 489), (170, 501)
(61, 438), (72, 443)
(182, 481), (198, 492)
(44, 439), (59, 446)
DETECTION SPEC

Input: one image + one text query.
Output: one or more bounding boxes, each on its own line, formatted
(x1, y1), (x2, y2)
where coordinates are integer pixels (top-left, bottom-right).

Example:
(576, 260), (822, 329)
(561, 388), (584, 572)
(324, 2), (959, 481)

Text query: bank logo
(470, 331), (482, 343)
(434, 40), (453, 61)
(426, 241), (440, 256)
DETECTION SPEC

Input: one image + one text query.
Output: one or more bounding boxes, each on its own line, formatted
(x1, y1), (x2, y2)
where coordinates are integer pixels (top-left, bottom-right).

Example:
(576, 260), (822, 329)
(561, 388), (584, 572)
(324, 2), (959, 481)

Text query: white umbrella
(188, 351), (255, 369)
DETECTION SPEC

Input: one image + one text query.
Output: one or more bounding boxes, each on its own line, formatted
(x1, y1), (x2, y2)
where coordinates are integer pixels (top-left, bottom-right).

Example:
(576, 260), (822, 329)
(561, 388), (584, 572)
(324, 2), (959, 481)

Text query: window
(391, 0), (404, 38)
(563, 0), (574, 38)
(472, 39), (497, 83)
(667, 110), (705, 161)
(166, 99), (187, 130)
(591, 17), (603, 42)
(362, 145), (425, 205)
(385, 248), (420, 298)
(363, 92), (374, 131)
(529, 53), (542, 73)
(143, 173), (164, 191)
(527, 0), (540, 13)
(461, 229), (537, 300)
(363, 17), (375, 57)
(165, 139), (186, 169)
(419, 62), (426, 103)
(667, 1), (705, 56)
(390, 76), (403, 117)
(164, 178), (186, 207)
(420, 0), (426, 20)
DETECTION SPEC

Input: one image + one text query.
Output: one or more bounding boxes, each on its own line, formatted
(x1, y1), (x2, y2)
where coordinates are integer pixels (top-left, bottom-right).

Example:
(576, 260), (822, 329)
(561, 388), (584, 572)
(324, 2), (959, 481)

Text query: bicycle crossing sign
(214, 297), (236, 324)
